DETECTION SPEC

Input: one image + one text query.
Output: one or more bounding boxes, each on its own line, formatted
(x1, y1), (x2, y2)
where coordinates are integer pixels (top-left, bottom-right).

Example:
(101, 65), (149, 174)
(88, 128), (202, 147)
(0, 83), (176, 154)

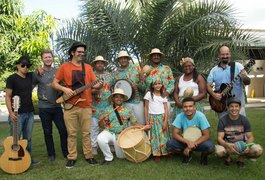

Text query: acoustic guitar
(209, 59), (255, 113)
(0, 96), (31, 174)
(56, 73), (112, 105)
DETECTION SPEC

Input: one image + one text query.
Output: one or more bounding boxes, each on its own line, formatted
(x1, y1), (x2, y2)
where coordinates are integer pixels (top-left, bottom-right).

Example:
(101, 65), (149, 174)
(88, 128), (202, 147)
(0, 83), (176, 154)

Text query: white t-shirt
(144, 91), (168, 114)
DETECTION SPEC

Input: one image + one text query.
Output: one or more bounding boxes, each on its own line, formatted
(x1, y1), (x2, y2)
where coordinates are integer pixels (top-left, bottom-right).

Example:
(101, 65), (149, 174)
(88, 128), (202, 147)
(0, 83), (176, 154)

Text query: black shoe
(48, 155), (55, 161)
(31, 159), (40, 166)
(65, 160), (76, 169)
(86, 158), (98, 166)
(236, 161), (245, 168)
(100, 160), (112, 165)
(200, 153), (208, 165)
(224, 157), (233, 166)
(182, 152), (192, 164)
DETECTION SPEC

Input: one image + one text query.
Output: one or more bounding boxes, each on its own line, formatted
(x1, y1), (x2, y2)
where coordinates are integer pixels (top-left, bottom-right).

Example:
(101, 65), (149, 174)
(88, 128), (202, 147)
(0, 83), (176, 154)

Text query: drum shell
(118, 126), (151, 163)
(114, 79), (135, 101)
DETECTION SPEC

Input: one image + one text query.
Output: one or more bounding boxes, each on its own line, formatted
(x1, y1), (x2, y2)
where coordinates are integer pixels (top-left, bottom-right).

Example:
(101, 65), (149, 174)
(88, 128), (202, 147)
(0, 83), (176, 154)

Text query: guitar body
(0, 136), (31, 174)
(209, 83), (233, 113)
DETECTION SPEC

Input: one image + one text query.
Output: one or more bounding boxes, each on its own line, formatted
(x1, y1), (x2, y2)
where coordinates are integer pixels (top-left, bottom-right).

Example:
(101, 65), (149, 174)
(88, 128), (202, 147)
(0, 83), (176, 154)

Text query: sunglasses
(21, 64), (31, 68)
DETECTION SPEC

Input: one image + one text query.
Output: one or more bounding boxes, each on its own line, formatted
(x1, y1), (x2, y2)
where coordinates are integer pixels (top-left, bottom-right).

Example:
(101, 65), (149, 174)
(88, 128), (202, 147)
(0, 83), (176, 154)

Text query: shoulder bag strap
(113, 104), (123, 125)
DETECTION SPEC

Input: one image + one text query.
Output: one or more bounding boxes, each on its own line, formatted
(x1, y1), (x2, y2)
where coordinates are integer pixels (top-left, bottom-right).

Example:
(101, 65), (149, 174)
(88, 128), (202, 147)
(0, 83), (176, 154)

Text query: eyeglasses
(21, 64), (31, 68)
(76, 51), (85, 54)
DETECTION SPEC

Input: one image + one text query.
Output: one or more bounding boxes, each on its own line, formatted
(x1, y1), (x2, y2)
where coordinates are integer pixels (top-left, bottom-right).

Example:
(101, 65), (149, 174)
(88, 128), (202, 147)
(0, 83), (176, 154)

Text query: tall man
(207, 46), (251, 118)
(33, 49), (68, 161)
(5, 55), (38, 165)
(52, 42), (102, 168)
(91, 55), (112, 155)
(166, 97), (215, 165)
(113, 51), (145, 124)
(215, 97), (263, 167)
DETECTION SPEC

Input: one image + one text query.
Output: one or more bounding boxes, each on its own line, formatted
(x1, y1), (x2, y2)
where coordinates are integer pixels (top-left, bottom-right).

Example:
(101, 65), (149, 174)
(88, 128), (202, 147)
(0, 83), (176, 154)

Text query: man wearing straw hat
(113, 50), (145, 125)
(52, 42), (102, 168)
(142, 48), (175, 98)
(215, 97), (263, 167)
(97, 88), (150, 165)
(90, 55), (112, 155)
(166, 97), (215, 165)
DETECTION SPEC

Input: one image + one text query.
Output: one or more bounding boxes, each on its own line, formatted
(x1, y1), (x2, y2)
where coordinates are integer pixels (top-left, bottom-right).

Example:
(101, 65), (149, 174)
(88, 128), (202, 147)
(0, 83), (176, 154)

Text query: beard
(221, 59), (229, 64)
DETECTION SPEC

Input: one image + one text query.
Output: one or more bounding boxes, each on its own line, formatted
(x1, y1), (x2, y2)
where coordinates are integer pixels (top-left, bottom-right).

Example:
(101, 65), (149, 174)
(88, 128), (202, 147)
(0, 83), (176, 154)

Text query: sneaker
(200, 153), (208, 165)
(92, 147), (98, 155)
(100, 160), (112, 165)
(31, 159), (40, 166)
(65, 160), (76, 169)
(248, 158), (257, 162)
(48, 155), (55, 161)
(236, 161), (245, 168)
(86, 158), (98, 166)
(182, 152), (192, 164)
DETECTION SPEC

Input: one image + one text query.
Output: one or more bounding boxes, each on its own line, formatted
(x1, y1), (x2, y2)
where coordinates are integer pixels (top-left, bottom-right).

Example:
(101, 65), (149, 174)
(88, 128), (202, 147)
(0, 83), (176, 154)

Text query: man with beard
(207, 46), (250, 118)
(33, 49), (68, 161)
(52, 42), (102, 168)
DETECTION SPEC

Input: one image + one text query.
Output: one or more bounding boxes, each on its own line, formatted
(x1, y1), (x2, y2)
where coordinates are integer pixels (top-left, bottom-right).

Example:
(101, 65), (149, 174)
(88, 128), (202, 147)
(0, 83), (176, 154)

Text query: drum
(183, 126), (202, 142)
(114, 79), (134, 101)
(117, 126), (151, 163)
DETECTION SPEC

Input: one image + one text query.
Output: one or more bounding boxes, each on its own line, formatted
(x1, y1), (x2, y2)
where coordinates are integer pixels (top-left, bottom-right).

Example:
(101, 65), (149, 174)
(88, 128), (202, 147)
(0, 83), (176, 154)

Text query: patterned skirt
(148, 114), (170, 156)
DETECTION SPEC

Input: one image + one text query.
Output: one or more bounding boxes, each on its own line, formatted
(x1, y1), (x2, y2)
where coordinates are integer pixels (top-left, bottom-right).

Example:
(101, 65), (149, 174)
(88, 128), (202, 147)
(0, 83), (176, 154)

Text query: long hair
(150, 81), (164, 100)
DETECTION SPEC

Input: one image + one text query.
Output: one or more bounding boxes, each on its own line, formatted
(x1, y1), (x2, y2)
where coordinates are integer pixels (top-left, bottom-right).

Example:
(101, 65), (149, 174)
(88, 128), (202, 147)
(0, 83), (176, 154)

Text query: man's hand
(63, 87), (75, 98)
(36, 66), (44, 76)
(212, 92), (222, 101)
(226, 143), (240, 155)
(93, 80), (103, 89)
(239, 69), (247, 78)
(9, 111), (18, 122)
(183, 147), (192, 156)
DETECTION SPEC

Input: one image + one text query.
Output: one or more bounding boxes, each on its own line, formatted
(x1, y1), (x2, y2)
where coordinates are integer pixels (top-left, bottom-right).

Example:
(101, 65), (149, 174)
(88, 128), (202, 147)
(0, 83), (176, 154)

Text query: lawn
(0, 109), (264, 180)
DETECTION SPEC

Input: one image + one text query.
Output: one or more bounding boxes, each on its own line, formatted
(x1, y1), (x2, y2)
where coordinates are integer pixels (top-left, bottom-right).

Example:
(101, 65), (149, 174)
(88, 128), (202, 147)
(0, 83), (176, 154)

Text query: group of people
(4, 42), (263, 170)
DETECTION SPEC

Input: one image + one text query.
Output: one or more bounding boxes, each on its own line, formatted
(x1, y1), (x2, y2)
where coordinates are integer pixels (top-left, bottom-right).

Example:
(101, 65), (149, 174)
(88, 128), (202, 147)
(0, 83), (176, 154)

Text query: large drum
(114, 79), (134, 101)
(117, 126), (151, 163)
(183, 126), (202, 142)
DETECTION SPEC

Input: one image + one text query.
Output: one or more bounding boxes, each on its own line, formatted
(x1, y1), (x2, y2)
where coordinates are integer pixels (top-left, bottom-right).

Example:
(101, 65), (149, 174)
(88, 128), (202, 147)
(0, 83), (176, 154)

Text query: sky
(23, 0), (265, 29)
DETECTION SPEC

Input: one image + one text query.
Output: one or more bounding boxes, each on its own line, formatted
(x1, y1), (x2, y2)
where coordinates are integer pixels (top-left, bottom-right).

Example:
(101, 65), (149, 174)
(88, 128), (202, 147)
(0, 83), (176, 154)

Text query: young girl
(144, 77), (170, 160)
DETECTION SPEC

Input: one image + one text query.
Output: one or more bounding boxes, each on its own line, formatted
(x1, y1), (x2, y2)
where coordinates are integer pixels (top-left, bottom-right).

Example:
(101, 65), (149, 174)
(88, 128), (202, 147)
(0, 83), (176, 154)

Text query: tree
(0, 0), (56, 73)
(55, 0), (258, 74)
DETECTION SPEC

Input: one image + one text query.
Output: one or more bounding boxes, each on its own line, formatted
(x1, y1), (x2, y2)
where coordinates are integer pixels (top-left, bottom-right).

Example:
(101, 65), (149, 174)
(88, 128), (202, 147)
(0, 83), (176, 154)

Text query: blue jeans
(39, 107), (68, 157)
(9, 112), (34, 154)
(166, 138), (215, 154)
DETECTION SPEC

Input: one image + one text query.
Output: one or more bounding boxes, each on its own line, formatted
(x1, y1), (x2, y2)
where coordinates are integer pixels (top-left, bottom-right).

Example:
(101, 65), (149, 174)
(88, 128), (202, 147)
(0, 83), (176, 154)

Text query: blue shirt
(173, 111), (210, 131)
(207, 62), (245, 106)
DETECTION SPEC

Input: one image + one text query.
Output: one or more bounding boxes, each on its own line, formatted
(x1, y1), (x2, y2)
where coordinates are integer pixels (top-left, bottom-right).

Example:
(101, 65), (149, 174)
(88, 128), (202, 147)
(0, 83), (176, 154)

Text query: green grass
(0, 109), (265, 180)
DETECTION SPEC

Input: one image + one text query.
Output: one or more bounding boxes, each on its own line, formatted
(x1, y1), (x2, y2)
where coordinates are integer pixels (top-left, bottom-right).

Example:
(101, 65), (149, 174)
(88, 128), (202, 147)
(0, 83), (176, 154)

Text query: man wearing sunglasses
(5, 55), (39, 165)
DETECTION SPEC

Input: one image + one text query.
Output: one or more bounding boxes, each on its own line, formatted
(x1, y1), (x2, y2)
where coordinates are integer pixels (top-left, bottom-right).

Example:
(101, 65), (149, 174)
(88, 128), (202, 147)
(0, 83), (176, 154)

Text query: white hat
(147, 48), (165, 58)
(91, 55), (108, 65)
(116, 51), (131, 61)
(108, 88), (128, 101)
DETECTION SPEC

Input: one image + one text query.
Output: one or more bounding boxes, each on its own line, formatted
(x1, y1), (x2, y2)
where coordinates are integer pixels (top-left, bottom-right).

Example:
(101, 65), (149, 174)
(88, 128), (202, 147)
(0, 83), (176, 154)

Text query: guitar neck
(13, 112), (19, 147)
(75, 79), (100, 94)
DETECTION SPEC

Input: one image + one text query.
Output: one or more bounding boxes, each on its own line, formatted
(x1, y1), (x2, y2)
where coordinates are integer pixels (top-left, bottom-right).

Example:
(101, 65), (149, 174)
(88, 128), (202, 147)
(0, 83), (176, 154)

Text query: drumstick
(99, 106), (120, 122)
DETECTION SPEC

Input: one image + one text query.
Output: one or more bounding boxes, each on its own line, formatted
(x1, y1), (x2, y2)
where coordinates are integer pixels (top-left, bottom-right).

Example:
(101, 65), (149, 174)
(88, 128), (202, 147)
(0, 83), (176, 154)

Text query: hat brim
(115, 56), (131, 61)
(108, 93), (128, 102)
(91, 60), (109, 65)
(147, 52), (165, 59)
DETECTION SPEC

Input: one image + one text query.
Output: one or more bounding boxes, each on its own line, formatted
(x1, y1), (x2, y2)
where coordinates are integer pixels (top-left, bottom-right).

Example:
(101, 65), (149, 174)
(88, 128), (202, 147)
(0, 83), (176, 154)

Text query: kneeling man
(215, 97), (263, 167)
(97, 88), (150, 165)
(166, 97), (215, 165)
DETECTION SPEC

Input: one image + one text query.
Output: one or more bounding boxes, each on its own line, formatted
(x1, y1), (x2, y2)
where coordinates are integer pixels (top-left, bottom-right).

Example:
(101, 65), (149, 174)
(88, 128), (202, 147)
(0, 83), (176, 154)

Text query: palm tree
(55, 0), (258, 74)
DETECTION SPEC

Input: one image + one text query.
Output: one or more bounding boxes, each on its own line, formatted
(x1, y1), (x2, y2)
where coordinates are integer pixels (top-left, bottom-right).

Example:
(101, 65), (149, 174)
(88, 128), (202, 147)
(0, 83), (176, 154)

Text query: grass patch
(0, 109), (264, 179)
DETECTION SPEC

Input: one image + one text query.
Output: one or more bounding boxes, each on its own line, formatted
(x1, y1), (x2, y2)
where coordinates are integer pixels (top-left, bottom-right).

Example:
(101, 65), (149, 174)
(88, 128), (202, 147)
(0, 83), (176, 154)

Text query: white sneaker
(92, 147), (98, 155)
(249, 158), (257, 162)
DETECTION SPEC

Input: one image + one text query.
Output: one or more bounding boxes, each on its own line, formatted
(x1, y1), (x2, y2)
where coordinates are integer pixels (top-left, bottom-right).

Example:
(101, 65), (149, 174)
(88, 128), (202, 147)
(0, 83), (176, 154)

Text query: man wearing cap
(33, 49), (68, 161)
(207, 46), (251, 118)
(97, 88), (150, 165)
(166, 97), (215, 165)
(5, 55), (39, 165)
(52, 42), (102, 168)
(215, 97), (263, 167)
(113, 50), (145, 125)
(90, 55), (112, 155)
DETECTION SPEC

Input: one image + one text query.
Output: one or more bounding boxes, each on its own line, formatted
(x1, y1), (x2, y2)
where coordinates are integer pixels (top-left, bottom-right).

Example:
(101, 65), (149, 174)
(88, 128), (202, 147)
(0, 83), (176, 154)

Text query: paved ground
(0, 97), (264, 123)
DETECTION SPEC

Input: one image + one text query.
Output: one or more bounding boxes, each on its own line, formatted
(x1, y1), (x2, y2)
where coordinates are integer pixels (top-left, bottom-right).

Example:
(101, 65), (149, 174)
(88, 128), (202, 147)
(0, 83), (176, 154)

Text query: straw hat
(91, 55), (108, 65)
(108, 88), (128, 101)
(147, 48), (165, 58)
(116, 51), (131, 61)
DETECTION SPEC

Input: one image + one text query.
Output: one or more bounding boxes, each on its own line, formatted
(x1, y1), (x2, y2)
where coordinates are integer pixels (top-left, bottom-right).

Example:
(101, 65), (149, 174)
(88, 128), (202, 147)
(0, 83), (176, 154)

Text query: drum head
(118, 126), (144, 149)
(183, 126), (202, 142)
(114, 79), (133, 100)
